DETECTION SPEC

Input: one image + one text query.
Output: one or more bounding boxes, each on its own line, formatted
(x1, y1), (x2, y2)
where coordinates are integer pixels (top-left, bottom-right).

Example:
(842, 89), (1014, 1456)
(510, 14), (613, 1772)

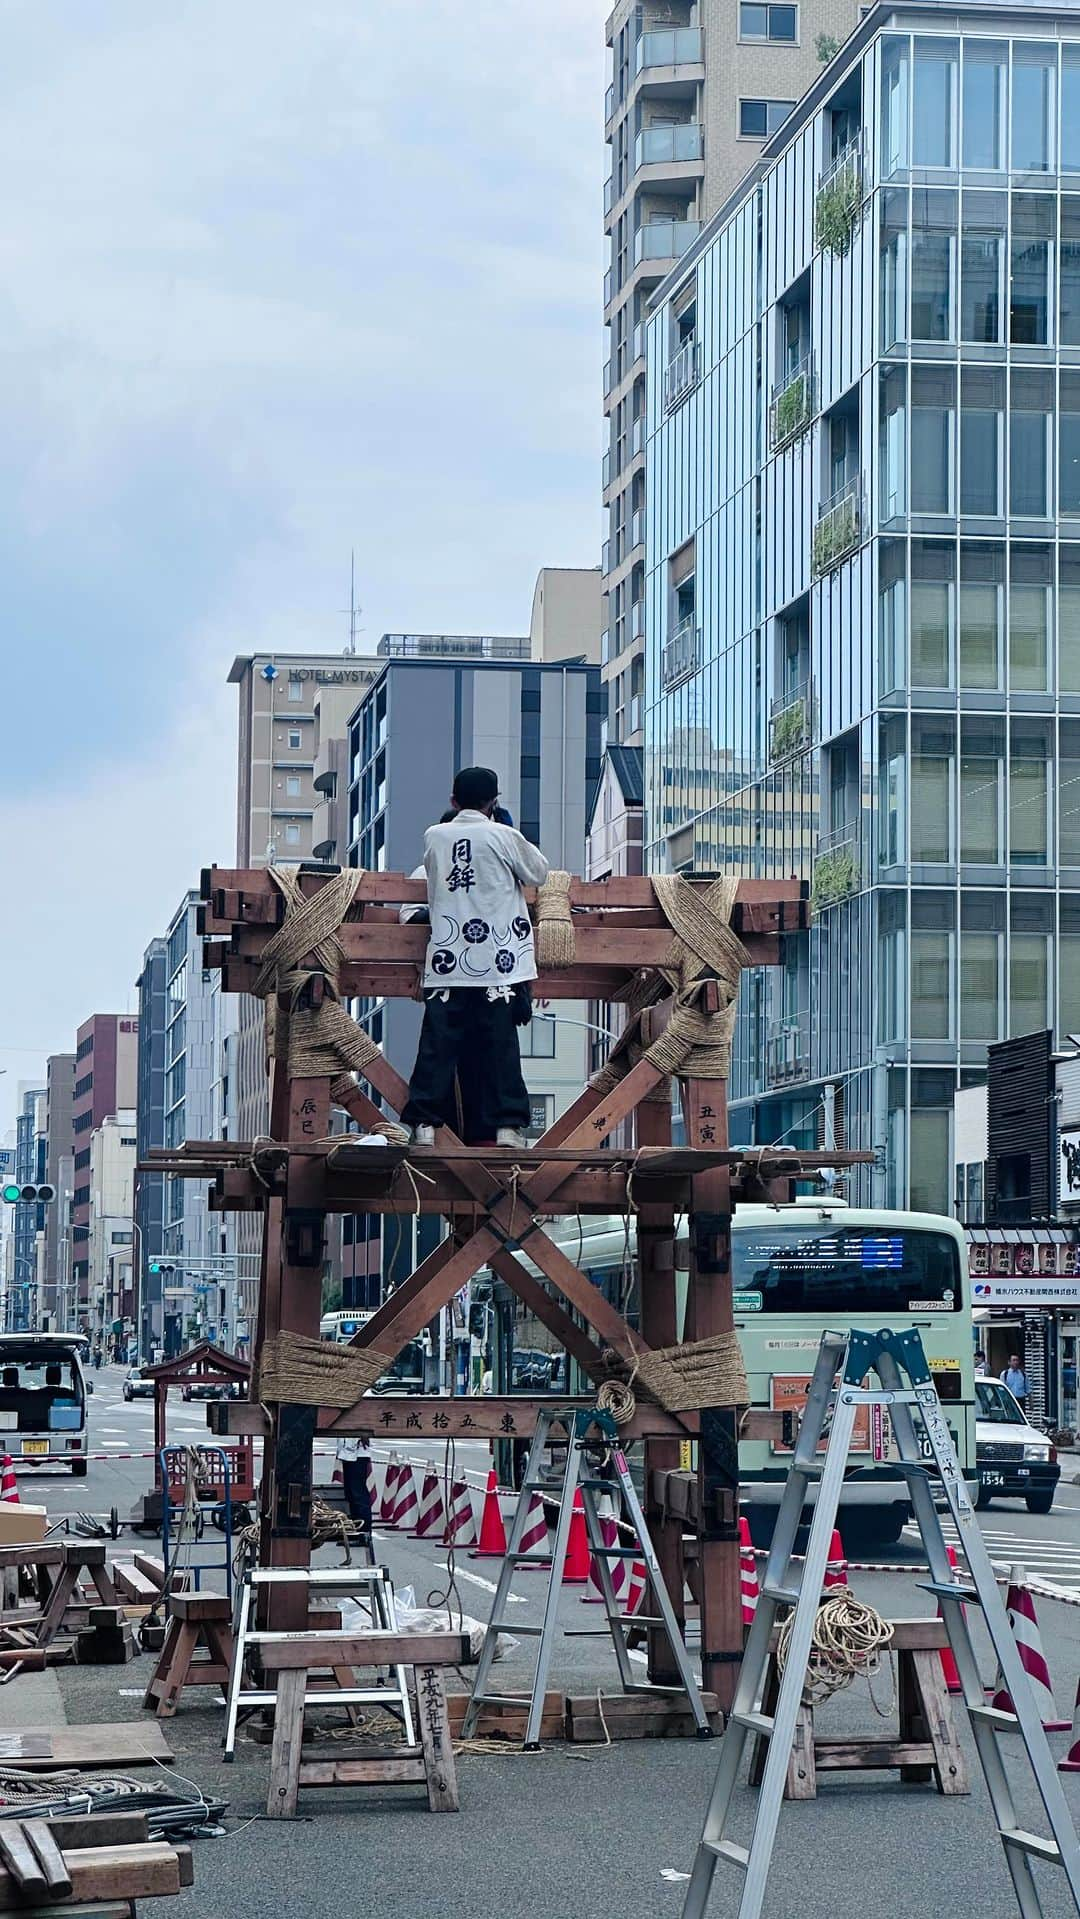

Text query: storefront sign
(1061, 1127), (1080, 1202)
(969, 1240), (1077, 1279)
(972, 1277), (1080, 1307)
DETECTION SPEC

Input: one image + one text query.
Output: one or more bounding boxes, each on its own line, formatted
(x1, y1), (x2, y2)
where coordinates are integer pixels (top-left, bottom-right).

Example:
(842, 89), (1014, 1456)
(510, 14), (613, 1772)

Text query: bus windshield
(733, 1224), (962, 1315)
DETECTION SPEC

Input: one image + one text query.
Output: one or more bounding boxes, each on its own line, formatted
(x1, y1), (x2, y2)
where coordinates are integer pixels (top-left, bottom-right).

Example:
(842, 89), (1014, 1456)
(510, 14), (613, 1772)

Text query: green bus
(511, 1197), (976, 1547)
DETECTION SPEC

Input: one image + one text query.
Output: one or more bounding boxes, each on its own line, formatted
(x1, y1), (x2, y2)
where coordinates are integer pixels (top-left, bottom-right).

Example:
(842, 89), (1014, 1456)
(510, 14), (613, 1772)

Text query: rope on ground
(533, 870), (574, 969)
(776, 1588), (895, 1708)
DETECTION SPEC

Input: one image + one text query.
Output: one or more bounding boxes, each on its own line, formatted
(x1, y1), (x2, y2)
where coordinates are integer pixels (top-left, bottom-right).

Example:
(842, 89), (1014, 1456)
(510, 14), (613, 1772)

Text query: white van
(974, 1377), (1059, 1513)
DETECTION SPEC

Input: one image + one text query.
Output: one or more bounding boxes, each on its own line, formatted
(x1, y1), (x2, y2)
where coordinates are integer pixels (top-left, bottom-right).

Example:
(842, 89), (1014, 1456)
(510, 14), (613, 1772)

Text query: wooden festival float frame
(145, 864), (868, 1711)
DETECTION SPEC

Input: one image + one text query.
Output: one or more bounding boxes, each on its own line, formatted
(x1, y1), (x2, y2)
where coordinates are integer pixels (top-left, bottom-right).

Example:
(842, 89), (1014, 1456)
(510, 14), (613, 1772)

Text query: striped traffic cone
(390, 1460), (419, 1533)
(378, 1453), (400, 1524)
(823, 1527), (847, 1590)
(443, 1476), (476, 1548)
(0, 1457), (18, 1505)
(518, 1491), (550, 1569)
(562, 1490), (590, 1584)
(1058, 1677), (1080, 1771)
(624, 1550), (648, 1617)
(583, 1498), (627, 1604)
(990, 1566), (1070, 1730)
(739, 1516), (759, 1627)
(412, 1463), (447, 1541)
(937, 1546), (963, 1693)
(471, 1470), (508, 1559)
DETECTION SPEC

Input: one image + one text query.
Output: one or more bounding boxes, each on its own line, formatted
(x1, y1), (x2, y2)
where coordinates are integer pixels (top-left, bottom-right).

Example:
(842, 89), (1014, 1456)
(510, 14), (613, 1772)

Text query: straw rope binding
(534, 869), (574, 969)
(260, 1330), (394, 1407)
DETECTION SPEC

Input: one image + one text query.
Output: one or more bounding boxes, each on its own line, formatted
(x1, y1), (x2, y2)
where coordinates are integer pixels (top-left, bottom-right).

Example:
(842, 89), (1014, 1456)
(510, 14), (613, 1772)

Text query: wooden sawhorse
(259, 1629), (472, 1817)
(750, 1616), (970, 1799)
(143, 1592), (235, 1719)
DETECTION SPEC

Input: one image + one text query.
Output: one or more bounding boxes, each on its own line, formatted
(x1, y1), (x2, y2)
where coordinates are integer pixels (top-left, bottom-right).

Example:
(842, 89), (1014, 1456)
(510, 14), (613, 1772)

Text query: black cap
(452, 766), (500, 809)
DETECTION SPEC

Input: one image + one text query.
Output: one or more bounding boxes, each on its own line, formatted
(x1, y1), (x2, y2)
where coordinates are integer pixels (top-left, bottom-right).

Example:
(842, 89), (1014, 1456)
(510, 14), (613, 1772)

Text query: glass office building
(646, 0), (1080, 1211)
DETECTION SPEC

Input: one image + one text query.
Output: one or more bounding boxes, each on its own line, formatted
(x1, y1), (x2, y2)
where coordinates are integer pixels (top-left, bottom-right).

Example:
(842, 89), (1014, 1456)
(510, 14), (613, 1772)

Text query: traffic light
(1, 1183), (55, 1204)
(149, 1262), (177, 1279)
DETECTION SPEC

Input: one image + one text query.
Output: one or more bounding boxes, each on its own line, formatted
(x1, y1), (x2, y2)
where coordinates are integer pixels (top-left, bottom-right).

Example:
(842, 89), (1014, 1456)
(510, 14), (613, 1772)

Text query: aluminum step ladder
(462, 1405), (712, 1750)
(681, 1326), (1080, 1919)
(223, 1563), (414, 1758)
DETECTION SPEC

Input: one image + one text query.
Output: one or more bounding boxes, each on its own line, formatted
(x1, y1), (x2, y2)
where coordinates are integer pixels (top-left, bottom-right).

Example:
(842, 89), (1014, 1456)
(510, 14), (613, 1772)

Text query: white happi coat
(416, 810), (550, 989)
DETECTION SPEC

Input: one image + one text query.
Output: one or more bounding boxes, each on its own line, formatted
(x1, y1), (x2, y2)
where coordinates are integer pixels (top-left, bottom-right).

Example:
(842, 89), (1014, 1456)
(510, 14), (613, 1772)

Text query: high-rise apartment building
(344, 653), (603, 1305)
(42, 1054), (74, 1331)
(645, 0), (1080, 1213)
(71, 1016), (138, 1320)
(602, 0), (860, 749)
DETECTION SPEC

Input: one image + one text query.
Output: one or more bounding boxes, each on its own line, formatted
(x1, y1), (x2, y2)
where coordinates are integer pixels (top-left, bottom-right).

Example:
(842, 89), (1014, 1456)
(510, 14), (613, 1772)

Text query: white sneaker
(496, 1127), (528, 1149)
(410, 1124), (436, 1147)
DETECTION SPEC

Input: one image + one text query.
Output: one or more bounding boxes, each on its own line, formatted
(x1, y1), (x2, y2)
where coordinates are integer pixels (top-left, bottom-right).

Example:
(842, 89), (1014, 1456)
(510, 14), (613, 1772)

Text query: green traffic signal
(149, 1261), (161, 1275)
(1, 1184), (20, 1204)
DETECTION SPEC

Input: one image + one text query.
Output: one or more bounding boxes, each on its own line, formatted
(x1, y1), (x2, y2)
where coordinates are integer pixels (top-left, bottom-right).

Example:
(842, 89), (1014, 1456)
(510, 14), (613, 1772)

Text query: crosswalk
(903, 1516), (1080, 1592)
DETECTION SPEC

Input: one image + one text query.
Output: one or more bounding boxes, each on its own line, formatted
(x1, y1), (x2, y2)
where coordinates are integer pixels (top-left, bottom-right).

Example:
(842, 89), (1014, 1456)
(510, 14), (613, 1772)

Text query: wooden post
(682, 1075), (742, 1714)
(636, 1094), (684, 1685)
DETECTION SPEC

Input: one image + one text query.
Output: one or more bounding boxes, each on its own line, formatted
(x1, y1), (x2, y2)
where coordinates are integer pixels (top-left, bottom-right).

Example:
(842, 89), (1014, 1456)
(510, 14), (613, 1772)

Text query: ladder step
(918, 1580), (981, 1606)
(593, 1546), (644, 1560)
(762, 1581), (801, 1605)
(969, 1704), (1020, 1732)
(508, 1553), (555, 1565)
(705, 1839), (749, 1869)
(1001, 1829), (1062, 1866)
(470, 1693), (534, 1708)
(731, 1710), (775, 1737)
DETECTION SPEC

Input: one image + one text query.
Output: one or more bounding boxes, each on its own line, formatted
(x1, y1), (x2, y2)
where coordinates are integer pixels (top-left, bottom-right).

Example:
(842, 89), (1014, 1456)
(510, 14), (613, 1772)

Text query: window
(911, 728), (954, 864)
(1009, 720), (1050, 866)
(1061, 372), (1080, 517)
(878, 540), (906, 693)
(1010, 197), (1053, 344)
(1061, 548), (1080, 693)
(1066, 49), (1080, 171)
(286, 775), (301, 797)
(910, 366), (954, 514)
(880, 365), (907, 519)
(740, 1), (796, 37)
(960, 718), (1004, 863)
(739, 98), (795, 138)
(911, 893), (954, 1040)
(961, 192), (1005, 342)
(1010, 370), (1052, 519)
(880, 189), (907, 349)
(960, 367), (1003, 516)
(910, 539), (954, 686)
(961, 923), (1001, 1043)
(1009, 546), (1051, 692)
(913, 36), (958, 168)
(879, 718), (906, 870)
(881, 36), (909, 177)
(1010, 895), (1051, 1033)
(1061, 897), (1080, 1039)
(1011, 44), (1055, 175)
(288, 729), (302, 749)
(910, 190), (955, 341)
(518, 1015), (557, 1059)
(962, 39), (1005, 169)
(284, 823), (301, 845)
(287, 678), (303, 702)
(960, 543), (1003, 688)
(1060, 722), (1080, 866)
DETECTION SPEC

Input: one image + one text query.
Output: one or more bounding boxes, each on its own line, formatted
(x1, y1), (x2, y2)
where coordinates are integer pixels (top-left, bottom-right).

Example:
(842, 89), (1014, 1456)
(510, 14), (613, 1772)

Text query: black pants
(403, 990), (531, 1136)
(341, 1458), (373, 1530)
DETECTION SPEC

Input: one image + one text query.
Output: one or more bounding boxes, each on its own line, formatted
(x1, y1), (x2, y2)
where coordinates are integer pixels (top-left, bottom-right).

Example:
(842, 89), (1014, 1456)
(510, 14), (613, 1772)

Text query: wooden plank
(445, 1692), (565, 1742)
(259, 1631), (471, 1671)
(266, 1667), (306, 1818)
(23, 1822), (73, 1896)
(322, 1398), (696, 1442)
(812, 1738), (938, 1770)
(200, 866), (807, 917)
(0, 1723), (173, 1770)
(908, 1647), (969, 1793)
(112, 1564), (159, 1603)
(0, 1824), (47, 1895)
(168, 1592), (231, 1622)
(0, 1843), (182, 1905)
(414, 1665), (459, 1811)
(565, 1692), (723, 1742)
(296, 1757), (427, 1787)
(0, 1544), (65, 1572)
(44, 1815), (150, 1851)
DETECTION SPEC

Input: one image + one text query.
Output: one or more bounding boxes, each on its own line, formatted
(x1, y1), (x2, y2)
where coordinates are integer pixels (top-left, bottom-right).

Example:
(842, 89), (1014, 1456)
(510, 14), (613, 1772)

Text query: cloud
(0, 0), (608, 1132)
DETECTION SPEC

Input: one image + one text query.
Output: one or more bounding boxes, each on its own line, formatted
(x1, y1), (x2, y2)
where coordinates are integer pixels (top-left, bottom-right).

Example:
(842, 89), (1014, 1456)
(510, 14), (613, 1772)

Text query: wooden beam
(209, 1397), (695, 1441)
(258, 1631), (471, 1671)
(200, 866), (808, 919)
(486, 1247), (611, 1381)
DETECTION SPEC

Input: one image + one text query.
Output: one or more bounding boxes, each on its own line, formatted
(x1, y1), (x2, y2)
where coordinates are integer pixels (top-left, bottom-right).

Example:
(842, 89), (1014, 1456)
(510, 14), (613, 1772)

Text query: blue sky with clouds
(0, 1), (607, 1130)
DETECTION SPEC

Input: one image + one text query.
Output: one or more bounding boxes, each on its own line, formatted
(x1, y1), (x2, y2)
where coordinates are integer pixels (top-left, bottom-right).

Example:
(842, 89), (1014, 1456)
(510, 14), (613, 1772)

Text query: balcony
(665, 336), (700, 411)
(811, 477), (862, 576)
(815, 137), (864, 256)
(634, 219), (700, 267)
(604, 266), (614, 308)
(631, 598), (644, 640)
(605, 81), (616, 126)
(634, 122), (704, 171)
(662, 615), (700, 689)
(766, 1015), (811, 1086)
(630, 508), (645, 552)
(603, 174), (614, 215)
(635, 28), (704, 80)
(601, 539), (611, 575)
(629, 694), (643, 736)
(813, 820), (861, 909)
(632, 322), (646, 366)
(601, 627), (611, 665)
(770, 680), (813, 761)
(631, 415), (645, 457)
(768, 354), (815, 452)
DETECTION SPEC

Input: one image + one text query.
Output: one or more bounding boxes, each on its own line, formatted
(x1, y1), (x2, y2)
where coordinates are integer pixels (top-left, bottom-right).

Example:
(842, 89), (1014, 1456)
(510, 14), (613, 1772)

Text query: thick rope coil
(534, 869), (574, 969)
(596, 1378), (637, 1425)
(776, 1589), (895, 1706)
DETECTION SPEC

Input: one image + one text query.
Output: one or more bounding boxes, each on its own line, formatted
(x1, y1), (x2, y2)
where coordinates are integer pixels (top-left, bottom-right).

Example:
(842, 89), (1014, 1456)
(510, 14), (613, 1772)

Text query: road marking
(435, 1562), (527, 1602)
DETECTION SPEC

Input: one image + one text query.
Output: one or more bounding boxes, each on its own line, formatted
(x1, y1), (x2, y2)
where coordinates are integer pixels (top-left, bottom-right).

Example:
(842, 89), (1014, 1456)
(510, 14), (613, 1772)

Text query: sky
(0, 0), (608, 1135)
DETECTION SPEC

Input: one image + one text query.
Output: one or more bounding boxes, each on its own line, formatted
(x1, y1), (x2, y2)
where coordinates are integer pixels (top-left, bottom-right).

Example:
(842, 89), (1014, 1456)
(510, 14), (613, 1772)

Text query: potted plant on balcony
(811, 495), (859, 575)
(772, 373), (811, 449)
(815, 153), (862, 256)
(772, 698), (807, 759)
(812, 845), (860, 908)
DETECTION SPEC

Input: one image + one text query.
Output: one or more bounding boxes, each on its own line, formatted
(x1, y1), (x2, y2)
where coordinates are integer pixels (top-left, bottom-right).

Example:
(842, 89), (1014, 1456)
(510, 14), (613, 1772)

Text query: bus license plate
(21, 1440), (48, 1455)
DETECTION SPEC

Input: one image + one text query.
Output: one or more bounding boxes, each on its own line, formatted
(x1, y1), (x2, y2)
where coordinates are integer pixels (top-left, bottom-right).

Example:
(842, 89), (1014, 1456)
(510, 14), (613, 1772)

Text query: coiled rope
(776, 1589), (895, 1707)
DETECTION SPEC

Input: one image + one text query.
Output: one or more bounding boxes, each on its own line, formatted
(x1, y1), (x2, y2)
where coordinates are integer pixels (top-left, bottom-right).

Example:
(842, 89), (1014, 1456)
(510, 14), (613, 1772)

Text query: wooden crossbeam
(209, 1395), (695, 1442)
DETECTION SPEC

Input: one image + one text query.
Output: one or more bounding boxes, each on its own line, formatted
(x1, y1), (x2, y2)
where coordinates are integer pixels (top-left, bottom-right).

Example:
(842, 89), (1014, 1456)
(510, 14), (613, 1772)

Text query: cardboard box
(0, 1503), (47, 1545)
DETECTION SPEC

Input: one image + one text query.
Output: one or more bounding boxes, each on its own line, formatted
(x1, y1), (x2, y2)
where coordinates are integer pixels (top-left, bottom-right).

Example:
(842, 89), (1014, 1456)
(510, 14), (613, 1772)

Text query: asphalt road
(11, 1368), (1080, 1918)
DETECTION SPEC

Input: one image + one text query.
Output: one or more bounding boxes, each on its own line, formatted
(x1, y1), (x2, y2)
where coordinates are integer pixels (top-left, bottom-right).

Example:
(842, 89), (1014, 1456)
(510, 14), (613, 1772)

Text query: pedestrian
(401, 766), (549, 1149)
(336, 1433), (374, 1538)
(1001, 1352), (1029, 1408)
(974, 1351), (988, 1376)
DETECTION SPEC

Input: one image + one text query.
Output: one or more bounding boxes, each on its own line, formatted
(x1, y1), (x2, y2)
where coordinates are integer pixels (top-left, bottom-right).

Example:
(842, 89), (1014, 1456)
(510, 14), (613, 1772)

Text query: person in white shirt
(336, 1432), (374, 1535)
(402, 766), (550, 1148)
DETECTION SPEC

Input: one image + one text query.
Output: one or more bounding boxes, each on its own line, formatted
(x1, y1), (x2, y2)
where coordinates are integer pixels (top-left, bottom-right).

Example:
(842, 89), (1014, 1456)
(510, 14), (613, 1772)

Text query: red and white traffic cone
(443, 1476), (476, 1548)
(937, 1545), (963, 1693)
(823, 1527), (847, 1590)
(1058, 1676), (1080, 1771)
(739, 1516), (759, 1627)
(471, 1469), (508, 1558)
(518, 1491), (550, 1569)
(990, 1565), (1070, 1730)
(0, 1457), (18, 1505)
(583, 1498), (627, 1604)
(624, 1551), (648, 1617)
(390, 1460), (418, 1533)
(562, 1490), (590, 1584)
(412, 1463), (447, 1541)
(378, 1453), (400, 1524)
